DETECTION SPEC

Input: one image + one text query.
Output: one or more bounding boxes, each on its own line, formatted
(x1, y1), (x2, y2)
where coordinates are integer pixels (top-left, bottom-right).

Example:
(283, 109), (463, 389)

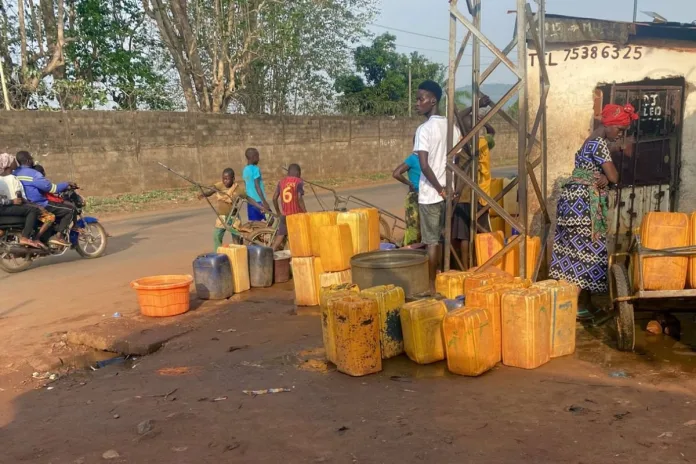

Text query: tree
(0, 0), (176, 110)
(0, 0), (70, 108)
(144, 0), (376, 114)
(334, 33), (443, 116)
(62, 0), (175, 110)
(239, 0), (376, 115)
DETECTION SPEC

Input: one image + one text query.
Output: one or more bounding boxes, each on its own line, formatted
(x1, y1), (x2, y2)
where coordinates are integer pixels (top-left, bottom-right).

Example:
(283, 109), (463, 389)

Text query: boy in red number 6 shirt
(272, 164), (306, 250)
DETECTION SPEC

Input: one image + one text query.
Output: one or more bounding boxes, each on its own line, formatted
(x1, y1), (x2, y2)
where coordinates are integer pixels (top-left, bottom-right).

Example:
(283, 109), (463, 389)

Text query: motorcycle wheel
(0, 237), (34, 273)
(75, 222), (108, 259)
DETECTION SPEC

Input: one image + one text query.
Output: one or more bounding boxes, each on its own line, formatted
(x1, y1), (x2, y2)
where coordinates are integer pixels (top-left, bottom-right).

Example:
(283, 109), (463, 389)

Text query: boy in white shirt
(0, 153), (44, 248)
(413, 80), (461, 294)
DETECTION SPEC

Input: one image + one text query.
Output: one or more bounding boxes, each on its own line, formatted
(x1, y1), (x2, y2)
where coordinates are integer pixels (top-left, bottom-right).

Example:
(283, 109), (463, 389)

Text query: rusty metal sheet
(542, 16), (634, 45)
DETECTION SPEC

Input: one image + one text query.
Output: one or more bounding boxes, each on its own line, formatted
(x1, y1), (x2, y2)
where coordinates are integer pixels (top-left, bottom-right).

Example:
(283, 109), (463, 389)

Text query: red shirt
(276, 176), (304, 216)
(45, 193), (63, 203)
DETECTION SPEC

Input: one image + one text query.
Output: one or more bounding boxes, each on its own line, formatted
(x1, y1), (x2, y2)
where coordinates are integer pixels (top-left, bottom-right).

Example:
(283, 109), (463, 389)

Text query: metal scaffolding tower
(444, 0), (550, 279)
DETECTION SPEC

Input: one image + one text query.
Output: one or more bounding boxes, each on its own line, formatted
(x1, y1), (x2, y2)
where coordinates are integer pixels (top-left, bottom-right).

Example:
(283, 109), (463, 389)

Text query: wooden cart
(608, 236), (696, 351)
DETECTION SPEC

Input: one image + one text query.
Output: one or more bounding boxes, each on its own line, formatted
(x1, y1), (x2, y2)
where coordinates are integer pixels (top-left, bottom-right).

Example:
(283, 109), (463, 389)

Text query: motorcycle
(0, 188), (108, 273)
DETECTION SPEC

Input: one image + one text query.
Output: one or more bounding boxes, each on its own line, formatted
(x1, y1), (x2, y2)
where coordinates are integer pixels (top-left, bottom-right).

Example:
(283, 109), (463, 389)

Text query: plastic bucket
(130, 275), (193, 317)
(274, 250), (292, 283)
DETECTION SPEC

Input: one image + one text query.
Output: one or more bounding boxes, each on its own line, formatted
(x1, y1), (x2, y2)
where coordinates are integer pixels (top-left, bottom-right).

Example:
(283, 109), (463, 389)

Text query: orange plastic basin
(130, 275), (193, 317)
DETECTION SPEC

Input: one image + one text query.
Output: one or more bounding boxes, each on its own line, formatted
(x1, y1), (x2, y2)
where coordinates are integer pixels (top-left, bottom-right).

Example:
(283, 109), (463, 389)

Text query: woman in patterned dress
(550, 103), (638, 324)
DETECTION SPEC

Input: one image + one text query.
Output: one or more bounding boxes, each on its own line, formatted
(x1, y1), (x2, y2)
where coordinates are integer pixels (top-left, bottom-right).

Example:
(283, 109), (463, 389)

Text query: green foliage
(63, 0), (175, 110)
(0, 0), (176, 110)
(238, 0), (377, 115)
(335, 33), (444, 116)
(507, 99), (519, 120)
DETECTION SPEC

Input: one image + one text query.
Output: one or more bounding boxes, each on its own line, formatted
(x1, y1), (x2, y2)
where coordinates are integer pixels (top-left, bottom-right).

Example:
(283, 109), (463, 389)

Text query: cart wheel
(379, 216), (394, 244)
(610, 263), (635, 352)
(249, 228), (286, 250)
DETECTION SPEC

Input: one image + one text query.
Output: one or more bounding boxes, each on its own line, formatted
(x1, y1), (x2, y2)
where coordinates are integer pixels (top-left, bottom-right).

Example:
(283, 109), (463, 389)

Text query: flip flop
(19, 239), (40, 249)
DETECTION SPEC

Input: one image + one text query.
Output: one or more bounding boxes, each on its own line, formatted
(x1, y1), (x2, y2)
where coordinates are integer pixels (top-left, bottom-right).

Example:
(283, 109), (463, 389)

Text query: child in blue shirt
(392, 152), (422, 245)
(242, 148), (271, 222)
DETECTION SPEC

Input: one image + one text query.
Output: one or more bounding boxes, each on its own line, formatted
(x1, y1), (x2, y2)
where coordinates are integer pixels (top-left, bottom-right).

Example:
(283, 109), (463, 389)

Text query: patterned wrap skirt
(549, 183), (608, 293)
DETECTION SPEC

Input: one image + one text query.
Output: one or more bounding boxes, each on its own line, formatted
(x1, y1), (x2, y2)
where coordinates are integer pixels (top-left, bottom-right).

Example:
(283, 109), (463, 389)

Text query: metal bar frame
(445, 0), (549, 279)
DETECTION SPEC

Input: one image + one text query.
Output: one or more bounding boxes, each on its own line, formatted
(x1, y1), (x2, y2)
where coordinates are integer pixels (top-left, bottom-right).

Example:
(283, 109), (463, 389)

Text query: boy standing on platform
(271, 164), (306, 251)
(413, 80), (461, 294)
(242, 148), (271, 222)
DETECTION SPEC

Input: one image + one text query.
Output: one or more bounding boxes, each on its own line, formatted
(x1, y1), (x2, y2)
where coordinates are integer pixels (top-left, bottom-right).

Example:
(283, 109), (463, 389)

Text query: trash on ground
(658, 432), (673, 438)
(95, 356), (126, 369)
(46, 386), (54, 390)
(213, 396), (228, 402)
(32, 371), (58, 381)
(646, 320), (663, 335)
(113, 312), (122, 318)
(137, 419), (154, 435)
(102, 450), (120, 459)
(240, 361), (263, 368)
(224, 443), (241, 452)
(684, 420), (696, 427)
(567, 405), (590, 415)
(217, 328), (237, 333)
(243, 388), (291, 396)
(609, 371), (628, 378)
(157, 366), (201, 376)
(227, 345), (249, 353)
(149, 388), (178, 400)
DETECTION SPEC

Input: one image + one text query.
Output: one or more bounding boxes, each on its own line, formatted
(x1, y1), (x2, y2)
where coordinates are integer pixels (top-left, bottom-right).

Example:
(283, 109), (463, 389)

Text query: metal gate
(601, 82), (684, 254)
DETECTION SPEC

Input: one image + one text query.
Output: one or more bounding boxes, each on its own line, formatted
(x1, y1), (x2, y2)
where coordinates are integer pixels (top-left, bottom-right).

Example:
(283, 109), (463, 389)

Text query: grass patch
(84, 187), (199, 214)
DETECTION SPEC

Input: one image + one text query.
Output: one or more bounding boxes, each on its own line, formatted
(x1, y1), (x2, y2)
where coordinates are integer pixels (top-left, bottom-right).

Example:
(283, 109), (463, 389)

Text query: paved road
(0, 170), (517, 364)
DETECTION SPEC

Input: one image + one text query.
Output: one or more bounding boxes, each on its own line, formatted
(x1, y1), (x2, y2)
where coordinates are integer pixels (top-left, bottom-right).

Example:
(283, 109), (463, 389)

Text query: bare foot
(18, 238), (40, 248)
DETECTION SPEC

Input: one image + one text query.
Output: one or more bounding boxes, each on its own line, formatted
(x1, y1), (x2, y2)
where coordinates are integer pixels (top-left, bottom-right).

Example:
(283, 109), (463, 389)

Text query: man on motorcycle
(0, 153), (43, 248)
(14, 151), (76, 247)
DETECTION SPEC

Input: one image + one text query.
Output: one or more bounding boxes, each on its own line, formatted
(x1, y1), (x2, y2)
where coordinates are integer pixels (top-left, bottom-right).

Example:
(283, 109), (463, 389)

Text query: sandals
(18, 238), (41, 249)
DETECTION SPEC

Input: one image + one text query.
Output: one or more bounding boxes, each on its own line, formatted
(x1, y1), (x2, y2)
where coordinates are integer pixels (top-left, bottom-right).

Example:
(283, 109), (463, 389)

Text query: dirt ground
(3, 284), (696, 463)
(4, 175), (696, 463)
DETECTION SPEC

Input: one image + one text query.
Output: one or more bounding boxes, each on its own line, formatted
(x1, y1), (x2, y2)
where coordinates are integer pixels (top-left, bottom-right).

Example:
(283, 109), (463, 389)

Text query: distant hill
(454, 83), (517, 108)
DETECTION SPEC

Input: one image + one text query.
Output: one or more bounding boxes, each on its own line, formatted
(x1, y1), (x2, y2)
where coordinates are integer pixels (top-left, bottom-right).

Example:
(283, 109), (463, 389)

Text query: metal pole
(0, 57), (10, 110)
(516, 0), (528, 278)
(539, 0), (549, 275)
(469, 0), (481, 269)
(408, 65), (412, 117)
(445, 1), (458, 272)
(633, 0), (638, 22)
(540, 0), (547, 204)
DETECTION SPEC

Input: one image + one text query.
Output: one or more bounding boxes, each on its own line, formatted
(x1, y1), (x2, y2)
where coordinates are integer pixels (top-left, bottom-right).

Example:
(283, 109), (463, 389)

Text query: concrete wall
(527, 41), (696, 219)
(0, 111), (519, 197)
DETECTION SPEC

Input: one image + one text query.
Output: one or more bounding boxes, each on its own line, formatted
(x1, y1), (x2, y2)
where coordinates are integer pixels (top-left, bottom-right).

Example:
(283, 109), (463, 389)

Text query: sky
(367, 0), (696, 85)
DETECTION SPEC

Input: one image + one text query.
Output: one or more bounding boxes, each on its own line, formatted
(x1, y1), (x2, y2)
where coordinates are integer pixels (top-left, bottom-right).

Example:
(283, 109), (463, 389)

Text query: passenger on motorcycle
(33, 164), (79, 220)
(14, 151), (76, 247)
(0, 153), (44, 248)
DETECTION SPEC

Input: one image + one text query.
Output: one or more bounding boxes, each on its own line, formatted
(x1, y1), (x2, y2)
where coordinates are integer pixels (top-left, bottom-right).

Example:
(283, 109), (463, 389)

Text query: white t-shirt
(0, 175), (26, 200)
(413, 115), (461, 205)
